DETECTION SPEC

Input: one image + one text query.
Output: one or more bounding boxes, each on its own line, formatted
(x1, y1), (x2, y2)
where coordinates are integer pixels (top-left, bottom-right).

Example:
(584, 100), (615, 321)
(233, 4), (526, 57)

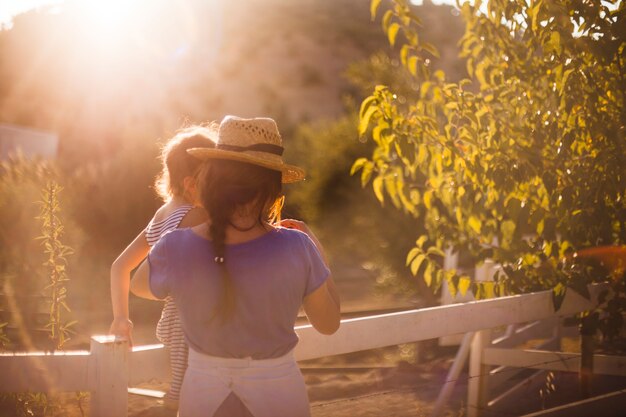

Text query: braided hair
(197, 159), (282, 321)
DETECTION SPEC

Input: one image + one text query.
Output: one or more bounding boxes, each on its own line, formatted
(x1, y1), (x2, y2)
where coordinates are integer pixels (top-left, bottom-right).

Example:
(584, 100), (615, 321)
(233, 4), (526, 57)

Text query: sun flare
(71, 0), (146, 43)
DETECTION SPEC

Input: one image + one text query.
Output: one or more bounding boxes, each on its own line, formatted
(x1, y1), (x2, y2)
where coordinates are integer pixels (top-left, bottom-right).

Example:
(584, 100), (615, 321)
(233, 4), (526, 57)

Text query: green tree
(355, 0), (625, 338)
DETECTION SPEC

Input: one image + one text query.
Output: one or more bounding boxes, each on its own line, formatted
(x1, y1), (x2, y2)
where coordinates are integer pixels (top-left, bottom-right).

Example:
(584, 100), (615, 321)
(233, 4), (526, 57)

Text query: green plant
(355, 0), (625, 338)
(37, 181), (75, 350)
(0, 171), (84, 416)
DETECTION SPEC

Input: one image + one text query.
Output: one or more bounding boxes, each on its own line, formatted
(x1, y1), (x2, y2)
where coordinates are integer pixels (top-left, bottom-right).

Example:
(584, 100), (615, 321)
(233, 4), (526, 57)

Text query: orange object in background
(574, 245), (626, 279)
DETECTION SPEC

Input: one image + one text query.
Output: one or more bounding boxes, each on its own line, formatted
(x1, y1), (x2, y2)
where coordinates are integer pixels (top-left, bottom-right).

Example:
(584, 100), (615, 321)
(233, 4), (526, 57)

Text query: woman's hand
(108, 317), (134, 346)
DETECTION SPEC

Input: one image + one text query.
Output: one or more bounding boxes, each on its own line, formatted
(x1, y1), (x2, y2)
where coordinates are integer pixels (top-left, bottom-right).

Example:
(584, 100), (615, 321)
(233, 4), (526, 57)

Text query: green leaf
(350, 158), (369, 176)
(423, 190), (433, 209)
(482, 282), (495, 299)
(408, 56), (419, 77)
(447, 277), (457, 297)
(500, 220), (516, 245)
(547, 31), (561, 54)
(558, 240), (573, 258)
(560, 68), (574, 94)
(426, 246), (445, 257)
(360, 162), (373, 187)
(421, 41), (440, 58)
(415, 235), (428, 249)
(552, 283), (566, 311)
(359, 105), (378, 136)
(468, 216), (482, 234)
(359, 95), (376, 120)
(400, 44), (410, 66)
(382, 9), (393, 31)
(416, 144), (428, 165)
(410, 253), (426, 276)
(370, 0), (382, 20)
(384, 175), (400, 208)
(530, 0), (543, 32)
(423, 261), (433, 286)
(406, 247), (420, 266)
(373, 175), (384, 203)
(387, 23), (401, 47)
(542, 241), (553, 258)
(62, 320), (78, 329)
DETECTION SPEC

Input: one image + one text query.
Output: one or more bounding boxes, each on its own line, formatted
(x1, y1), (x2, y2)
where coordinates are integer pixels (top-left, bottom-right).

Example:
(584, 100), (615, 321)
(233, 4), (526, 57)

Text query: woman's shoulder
(273, 226), (314, 246)
(152, 228), (203, 256)
(160, 227), (197, 242)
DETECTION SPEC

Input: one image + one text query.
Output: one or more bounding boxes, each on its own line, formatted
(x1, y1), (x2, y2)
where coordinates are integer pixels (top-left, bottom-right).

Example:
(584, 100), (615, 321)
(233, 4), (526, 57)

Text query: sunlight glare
(74, 0), (143, 43)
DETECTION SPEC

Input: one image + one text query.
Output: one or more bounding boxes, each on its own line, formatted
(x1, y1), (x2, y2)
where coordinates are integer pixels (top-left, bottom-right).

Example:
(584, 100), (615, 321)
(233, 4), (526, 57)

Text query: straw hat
(187, 115), (305, 183)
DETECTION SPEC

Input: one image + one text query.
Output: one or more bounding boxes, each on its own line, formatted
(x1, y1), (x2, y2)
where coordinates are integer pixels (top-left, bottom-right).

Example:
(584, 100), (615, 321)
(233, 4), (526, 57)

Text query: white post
(89, 335), (129, 417)
(468, 329), (491, 417)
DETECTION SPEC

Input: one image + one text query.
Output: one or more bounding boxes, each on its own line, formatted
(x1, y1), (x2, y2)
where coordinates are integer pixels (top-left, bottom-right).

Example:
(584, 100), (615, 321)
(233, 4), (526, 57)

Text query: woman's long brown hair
(197, 159), (283, 322)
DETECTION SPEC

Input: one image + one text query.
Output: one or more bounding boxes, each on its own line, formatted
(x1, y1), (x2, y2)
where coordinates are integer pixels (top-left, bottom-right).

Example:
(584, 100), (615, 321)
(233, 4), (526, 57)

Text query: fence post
(89, 335), (129, 417)
(468, 329), (491, 417)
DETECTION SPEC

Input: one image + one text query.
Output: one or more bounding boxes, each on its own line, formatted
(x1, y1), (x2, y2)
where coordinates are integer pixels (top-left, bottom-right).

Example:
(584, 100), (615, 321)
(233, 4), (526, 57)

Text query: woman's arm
(278, 219), (340, 334)
(303, 281), (340, 335)
(109, 230), (150, 344)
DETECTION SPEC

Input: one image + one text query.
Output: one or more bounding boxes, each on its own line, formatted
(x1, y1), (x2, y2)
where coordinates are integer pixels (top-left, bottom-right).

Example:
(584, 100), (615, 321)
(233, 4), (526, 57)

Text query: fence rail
(0, 283), (616, 417)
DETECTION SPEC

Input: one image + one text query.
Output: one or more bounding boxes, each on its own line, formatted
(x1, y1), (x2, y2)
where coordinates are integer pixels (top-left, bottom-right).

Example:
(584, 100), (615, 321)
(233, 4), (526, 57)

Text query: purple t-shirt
(148, 227), (330, 359)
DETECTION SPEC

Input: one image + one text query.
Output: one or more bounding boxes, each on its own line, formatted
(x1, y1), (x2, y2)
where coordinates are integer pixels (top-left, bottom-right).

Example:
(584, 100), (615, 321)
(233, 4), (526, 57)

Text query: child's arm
(109, 229), (150, 345)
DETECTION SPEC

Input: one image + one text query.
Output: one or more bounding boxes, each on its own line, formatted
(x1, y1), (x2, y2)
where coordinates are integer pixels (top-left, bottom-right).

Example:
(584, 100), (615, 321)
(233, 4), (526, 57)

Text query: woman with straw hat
(130, 115), (340, 417)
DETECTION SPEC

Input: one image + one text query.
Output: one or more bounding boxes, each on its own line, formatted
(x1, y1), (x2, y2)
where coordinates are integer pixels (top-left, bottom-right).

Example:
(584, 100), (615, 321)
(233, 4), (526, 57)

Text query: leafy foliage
(355, 0), (626, 336)
(37, 181), (75, 350)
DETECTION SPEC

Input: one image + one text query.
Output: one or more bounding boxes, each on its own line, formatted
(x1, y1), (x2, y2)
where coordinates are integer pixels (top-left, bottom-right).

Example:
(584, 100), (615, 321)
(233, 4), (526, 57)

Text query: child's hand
(109, 317), (134, 347)
(278, 219), (310, 234)
(279, 219), (328, 263)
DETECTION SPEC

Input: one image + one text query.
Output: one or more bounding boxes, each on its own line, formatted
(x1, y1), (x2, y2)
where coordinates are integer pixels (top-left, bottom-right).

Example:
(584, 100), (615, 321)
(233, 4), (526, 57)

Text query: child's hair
(197, 159), (283, 321)
(154, 125), (217, 202)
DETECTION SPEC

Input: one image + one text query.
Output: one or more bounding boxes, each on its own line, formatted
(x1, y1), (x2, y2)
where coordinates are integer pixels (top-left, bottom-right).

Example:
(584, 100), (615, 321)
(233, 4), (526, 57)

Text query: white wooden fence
(1, 283), (624, 416)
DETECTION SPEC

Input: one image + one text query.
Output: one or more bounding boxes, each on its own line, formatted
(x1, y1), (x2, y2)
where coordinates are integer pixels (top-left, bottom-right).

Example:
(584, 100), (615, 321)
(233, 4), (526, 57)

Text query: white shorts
(179, 348), (311, 417)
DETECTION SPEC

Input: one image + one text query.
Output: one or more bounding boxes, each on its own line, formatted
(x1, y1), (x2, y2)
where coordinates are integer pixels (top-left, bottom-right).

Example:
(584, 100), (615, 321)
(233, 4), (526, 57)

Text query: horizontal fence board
(0, 351), (90, 392)
(483, 348), (626, 377)
(294, 284), (605, 361)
